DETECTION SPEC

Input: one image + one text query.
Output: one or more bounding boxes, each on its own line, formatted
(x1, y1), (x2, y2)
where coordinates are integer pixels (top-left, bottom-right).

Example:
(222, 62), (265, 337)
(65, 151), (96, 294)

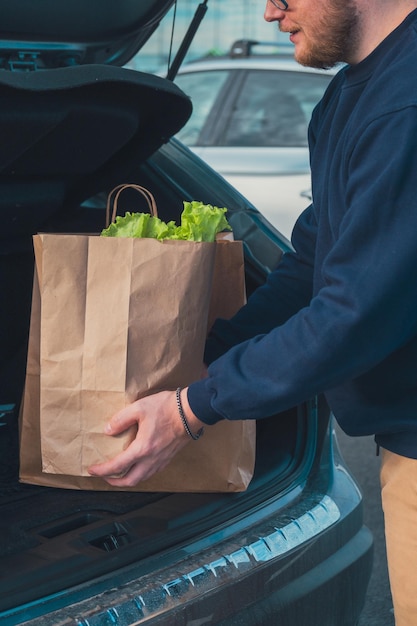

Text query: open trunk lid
(0, 0), (176, 69)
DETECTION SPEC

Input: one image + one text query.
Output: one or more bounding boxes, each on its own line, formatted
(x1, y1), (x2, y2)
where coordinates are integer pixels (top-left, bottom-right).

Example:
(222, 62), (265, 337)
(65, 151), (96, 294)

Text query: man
(89, 0), (417, 623)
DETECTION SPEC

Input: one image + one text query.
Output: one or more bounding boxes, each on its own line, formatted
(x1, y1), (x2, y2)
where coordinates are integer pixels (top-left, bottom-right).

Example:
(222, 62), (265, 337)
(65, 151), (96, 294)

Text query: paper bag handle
(106, 184), (158, 227)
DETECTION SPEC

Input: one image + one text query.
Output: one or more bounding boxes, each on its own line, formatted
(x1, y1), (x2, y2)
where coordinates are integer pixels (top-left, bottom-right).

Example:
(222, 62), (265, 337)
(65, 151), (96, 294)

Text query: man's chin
(294, 47), (337, 70)
(290, 38), (313, 67)
(293, 46), (313, 67)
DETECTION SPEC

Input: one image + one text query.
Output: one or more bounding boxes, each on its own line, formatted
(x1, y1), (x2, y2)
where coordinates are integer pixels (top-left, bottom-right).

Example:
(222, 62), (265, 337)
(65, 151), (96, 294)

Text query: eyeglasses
(269, 0), (289, 10)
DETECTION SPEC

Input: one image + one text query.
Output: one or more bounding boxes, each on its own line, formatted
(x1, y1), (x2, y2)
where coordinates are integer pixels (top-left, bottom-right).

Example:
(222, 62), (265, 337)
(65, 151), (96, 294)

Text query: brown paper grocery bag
(19, 201), (254, 491)
(37, 233), (216, 476)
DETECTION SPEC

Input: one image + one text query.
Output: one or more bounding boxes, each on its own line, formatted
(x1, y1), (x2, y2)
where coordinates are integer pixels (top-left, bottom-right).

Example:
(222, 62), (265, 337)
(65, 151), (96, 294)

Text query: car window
(175, 70), (229, 145)
(222, 70), (331, 147)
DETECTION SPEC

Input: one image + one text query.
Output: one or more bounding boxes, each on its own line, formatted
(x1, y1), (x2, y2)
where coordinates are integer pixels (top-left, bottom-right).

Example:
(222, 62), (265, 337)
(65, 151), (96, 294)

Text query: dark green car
(0, 2), (372, 624)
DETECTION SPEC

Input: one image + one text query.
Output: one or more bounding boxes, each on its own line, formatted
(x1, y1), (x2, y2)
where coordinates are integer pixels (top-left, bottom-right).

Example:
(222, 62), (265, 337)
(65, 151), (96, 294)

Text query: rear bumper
(3, 462), (373, 626)
(217, 525), (373, 626)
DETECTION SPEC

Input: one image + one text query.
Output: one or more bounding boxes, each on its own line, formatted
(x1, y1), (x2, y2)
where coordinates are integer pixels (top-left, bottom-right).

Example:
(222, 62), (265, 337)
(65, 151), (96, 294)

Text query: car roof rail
(229, 39), (294, 58)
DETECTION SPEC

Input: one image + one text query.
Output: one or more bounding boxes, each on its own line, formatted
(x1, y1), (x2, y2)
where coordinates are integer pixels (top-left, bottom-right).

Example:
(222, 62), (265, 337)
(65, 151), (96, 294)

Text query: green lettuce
(175, 201), (231, 242)
(101, 201), (232, 242)
(101, 212), (177, 240)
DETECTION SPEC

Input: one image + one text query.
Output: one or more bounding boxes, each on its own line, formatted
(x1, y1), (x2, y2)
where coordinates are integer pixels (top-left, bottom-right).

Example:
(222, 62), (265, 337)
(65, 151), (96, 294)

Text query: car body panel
(189, 146), (312, 238)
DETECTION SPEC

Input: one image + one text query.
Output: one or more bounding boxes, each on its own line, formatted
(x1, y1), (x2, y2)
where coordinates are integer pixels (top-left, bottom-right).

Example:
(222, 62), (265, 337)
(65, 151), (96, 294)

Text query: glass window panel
(175, 70), (229, 145)
(223, 70), (331, 147)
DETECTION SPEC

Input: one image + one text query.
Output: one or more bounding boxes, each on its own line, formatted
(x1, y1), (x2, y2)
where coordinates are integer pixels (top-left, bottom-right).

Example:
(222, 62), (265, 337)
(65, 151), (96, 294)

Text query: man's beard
(286, 0), (361, 69)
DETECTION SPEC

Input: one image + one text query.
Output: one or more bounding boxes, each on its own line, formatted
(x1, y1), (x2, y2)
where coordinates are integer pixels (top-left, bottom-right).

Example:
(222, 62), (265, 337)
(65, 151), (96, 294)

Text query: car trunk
(0, 135), (321, 613)
(0, 400), (315, 614)
(0, 1), (325, 616)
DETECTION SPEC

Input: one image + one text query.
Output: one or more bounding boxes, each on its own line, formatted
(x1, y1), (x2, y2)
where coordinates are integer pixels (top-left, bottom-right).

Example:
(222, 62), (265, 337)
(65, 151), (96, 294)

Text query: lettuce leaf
(101, 201), (232, 242)
(175, 201), (232, 242)
(101, 212), (177, 240)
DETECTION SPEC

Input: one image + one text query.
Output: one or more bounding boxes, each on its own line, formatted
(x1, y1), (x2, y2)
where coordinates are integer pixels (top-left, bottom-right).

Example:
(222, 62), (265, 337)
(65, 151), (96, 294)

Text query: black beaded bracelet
(176, 387), (204, 441)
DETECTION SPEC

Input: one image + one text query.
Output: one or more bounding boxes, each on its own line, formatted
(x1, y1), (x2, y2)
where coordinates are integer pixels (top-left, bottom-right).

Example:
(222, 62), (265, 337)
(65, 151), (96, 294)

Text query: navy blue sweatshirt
(188, 9), (417, 459)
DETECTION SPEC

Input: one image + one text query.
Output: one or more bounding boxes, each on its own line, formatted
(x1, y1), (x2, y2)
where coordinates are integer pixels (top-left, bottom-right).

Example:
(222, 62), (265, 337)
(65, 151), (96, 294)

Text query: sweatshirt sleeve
(188, 105), (417, 425)
(203, 202), (316, 364)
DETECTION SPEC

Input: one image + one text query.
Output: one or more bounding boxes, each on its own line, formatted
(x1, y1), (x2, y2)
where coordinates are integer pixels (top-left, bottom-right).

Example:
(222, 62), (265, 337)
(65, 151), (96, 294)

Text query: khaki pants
(380, 448), (417, 626)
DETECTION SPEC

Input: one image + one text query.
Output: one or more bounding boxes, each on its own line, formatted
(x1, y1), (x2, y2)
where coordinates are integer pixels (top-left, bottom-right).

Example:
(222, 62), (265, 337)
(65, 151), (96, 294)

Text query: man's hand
(88, 388), (205, 487)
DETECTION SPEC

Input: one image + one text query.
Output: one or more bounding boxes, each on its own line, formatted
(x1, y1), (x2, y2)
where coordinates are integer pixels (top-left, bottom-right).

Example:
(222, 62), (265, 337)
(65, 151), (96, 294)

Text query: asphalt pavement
(334, 424), (395, 626)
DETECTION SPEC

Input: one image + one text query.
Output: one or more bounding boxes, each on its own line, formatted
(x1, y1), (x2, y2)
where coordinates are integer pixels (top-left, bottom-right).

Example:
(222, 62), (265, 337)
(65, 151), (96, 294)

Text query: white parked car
(174, 40), (339, 239)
